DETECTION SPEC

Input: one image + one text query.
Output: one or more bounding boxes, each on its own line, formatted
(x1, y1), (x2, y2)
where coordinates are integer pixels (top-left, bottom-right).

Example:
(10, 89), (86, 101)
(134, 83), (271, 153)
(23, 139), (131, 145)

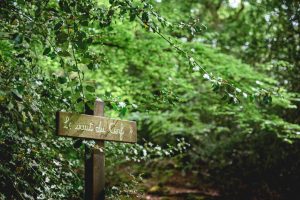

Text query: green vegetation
(0, 0), (299, 199)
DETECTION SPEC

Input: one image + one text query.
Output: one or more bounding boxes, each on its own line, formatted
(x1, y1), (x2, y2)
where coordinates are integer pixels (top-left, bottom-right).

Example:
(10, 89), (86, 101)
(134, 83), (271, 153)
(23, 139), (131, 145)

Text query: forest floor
(144, 185), (219, 200)
(112, 161), (221, 200)
(141, 170), (220, 200)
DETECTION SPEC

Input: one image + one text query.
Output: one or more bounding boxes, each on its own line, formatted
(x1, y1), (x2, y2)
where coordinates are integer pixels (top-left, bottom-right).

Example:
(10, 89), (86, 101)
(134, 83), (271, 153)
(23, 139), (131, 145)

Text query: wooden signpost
(56, 99), (137, 200)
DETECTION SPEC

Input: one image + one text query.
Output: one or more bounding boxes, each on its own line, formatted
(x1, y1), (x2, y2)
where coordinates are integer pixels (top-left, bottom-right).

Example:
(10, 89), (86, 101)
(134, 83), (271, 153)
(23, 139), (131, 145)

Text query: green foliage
(148, 0), (300, 198)
(0, 0), (300, 199)
(153, 0), (300, 121)
(0, 0), (193, 198)
(0, 41), (83, 199)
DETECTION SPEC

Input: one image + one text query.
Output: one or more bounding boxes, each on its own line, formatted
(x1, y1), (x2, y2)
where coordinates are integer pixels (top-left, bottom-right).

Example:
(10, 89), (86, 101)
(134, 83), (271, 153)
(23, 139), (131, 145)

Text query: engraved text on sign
(57, 112), (137, 143)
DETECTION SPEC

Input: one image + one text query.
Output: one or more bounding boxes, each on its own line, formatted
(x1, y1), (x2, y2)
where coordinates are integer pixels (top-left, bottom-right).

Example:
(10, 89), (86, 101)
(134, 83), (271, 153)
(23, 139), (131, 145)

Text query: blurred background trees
(0, 0), (299, 199)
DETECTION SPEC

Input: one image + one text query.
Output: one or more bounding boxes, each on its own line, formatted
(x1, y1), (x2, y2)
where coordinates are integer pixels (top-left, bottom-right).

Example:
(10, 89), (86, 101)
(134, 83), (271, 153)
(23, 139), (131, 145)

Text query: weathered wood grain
(56, 111), (137, 143)
(85, 100), (105, 200)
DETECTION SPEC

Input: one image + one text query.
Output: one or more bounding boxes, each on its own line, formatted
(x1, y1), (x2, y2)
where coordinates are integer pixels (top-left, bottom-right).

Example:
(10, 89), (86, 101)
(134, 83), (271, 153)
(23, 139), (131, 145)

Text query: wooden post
(85, 99), (105, 200)
(57, 99), (137, 199)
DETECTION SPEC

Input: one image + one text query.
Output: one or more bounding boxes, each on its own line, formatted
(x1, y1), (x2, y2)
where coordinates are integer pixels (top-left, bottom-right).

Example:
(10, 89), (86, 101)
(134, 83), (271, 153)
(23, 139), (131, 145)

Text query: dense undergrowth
(1, 0), (299, 199)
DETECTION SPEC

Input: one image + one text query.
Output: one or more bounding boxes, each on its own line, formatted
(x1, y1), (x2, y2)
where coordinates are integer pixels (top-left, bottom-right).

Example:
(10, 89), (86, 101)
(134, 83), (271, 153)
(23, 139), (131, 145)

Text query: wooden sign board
(56, 111), (137, 143)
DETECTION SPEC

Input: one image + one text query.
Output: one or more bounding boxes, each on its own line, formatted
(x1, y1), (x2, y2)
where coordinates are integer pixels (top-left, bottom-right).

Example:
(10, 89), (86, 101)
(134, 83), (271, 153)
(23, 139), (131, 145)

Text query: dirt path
(145, 185), (219, 199)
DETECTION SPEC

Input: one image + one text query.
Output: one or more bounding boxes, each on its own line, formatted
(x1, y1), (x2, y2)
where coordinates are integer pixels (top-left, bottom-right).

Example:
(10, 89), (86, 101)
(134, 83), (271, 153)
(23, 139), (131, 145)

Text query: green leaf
(263, 95), (272, 104)
(87, 62), (99, 70)
(119, 107), (127, 117)
(68, 65), (79, 72)
(43, 47), (51, 55)
(73, 139), (83, 148)
(0, 91), (5, 102)
(85, 93), (94, 101)
(86, 37), (93, 44)
(58, 76), (67, 84)
(56, 31), (68, 44)
(49, 52), (57, 59)
(62, 90), (72, 97)
(86, 85), (95, 92)
(17, 85), (25, 94)
(7, 101), (14, 110)
(58, 50), (71, 57)
(111, 102), (118, 111)
(13, 34), (23, 44)
(75, 40), (87, 50)
(142, 12), (149, 23)
(221, 94), (228, 101)
(54, 21), (63, 30)
(12, 90), (22, 100)
(80, 20), (89, 26)
(59, 1), (71, 12)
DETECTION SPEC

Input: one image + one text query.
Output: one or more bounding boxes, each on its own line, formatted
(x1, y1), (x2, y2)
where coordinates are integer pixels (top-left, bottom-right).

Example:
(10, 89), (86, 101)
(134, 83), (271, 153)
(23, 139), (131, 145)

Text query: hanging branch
(117, 0), (275, 105)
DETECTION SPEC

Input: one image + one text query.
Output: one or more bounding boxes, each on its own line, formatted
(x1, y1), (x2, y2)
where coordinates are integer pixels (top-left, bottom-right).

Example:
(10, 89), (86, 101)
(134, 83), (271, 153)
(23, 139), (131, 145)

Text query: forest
(0, 0), (299, 199)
